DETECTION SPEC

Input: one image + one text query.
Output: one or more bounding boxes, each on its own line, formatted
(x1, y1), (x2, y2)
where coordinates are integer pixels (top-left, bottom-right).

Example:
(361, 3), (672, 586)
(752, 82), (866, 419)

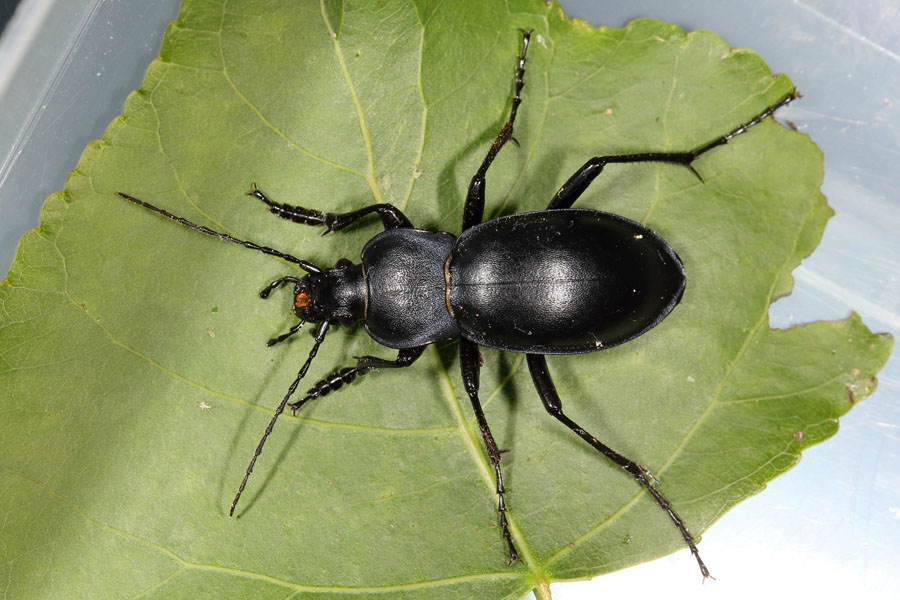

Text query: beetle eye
(335, 257), (352, 269)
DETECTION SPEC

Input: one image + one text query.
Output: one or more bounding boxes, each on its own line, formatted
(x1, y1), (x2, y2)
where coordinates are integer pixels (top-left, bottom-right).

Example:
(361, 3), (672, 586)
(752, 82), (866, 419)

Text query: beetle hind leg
(546, 90), (799, 210)
(526, 354), (712, 580)
(460, 340), (522, 564)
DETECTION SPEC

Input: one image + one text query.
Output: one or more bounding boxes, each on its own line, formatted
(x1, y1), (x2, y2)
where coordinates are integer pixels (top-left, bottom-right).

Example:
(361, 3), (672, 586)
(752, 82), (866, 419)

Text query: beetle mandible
(119, 30), (798, 579)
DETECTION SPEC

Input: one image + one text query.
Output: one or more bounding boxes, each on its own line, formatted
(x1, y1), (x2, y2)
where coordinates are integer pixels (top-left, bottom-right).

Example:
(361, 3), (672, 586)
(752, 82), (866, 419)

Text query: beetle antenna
(117, 192), (322, 274)
(230, 320), (330, 517)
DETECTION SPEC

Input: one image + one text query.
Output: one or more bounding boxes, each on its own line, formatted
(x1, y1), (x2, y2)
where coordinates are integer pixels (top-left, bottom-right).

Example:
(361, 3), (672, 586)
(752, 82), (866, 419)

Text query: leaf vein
(723, 372), (845, 404)
(319, 0), (383, 204)
(210, 3), (368, 183)
(401, 14), (428, 212)
(426, 346), (544, 581)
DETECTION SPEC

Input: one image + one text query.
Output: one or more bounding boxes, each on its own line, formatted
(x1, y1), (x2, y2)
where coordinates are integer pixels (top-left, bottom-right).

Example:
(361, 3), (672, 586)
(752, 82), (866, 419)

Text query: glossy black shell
(450, 209), (684, 353)
(361, 229), (459, 348)
(360, 209), (684, 354)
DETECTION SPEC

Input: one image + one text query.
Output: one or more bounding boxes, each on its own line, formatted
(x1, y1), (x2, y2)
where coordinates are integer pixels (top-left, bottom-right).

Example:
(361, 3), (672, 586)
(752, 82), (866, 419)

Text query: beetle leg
(288, 346), (425, 413)
(526, 354), (713, 581)
(462, 30), (532, 231)
(460, 339), (522, 564)
(248, 185), (413, 232)
(546, 90), (799, 210)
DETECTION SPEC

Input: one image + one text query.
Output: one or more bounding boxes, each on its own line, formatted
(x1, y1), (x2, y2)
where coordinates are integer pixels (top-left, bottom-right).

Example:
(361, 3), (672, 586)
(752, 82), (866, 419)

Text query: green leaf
(0, 1), (892, 598)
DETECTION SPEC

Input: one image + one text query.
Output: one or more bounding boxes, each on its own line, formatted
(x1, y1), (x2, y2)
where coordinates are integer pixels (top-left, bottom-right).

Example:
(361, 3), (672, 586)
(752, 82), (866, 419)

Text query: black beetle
(119, 30), (798, 579)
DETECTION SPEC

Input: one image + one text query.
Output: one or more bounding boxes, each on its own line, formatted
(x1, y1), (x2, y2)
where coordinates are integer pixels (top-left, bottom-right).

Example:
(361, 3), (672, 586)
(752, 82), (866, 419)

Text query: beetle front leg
(288, 346), (425, 413)
(546, 90), (799, 210)
(249, 185), (413, 232)
(460, 339), (521, 564)
(526, 354), (712, 580)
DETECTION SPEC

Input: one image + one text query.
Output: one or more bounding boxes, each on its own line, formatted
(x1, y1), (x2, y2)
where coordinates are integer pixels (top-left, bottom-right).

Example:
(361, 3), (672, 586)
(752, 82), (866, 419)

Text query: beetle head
(287, 258), (366, 327)
(290, 275), (318, 321)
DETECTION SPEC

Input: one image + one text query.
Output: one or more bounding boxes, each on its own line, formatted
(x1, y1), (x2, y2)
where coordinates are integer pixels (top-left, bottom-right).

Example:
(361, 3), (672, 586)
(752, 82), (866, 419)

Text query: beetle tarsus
(288, 397), (309, 415)
(287, 347), (426, 414)
(502, 512), (522, 565)
(461, 29), (532, 231)
(250, 186), (413, 232)
(301, 366), (364, 401)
